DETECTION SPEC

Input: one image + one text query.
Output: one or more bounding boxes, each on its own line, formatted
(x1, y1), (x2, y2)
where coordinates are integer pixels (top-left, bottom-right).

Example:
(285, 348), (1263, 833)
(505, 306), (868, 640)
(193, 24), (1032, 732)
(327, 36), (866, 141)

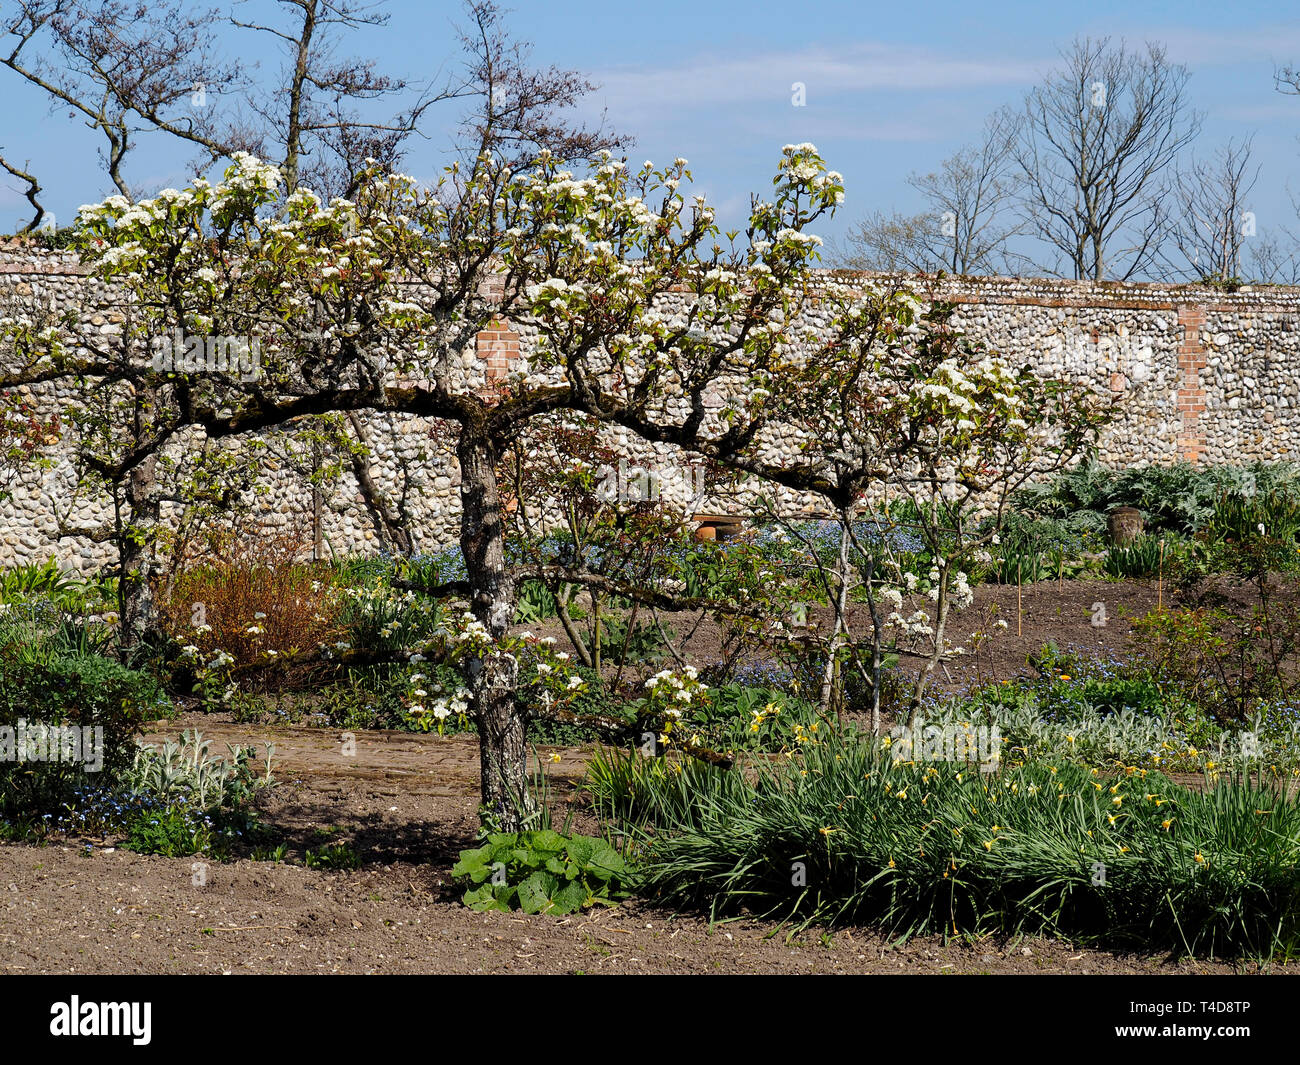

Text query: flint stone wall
(1, 245), (1297, 571)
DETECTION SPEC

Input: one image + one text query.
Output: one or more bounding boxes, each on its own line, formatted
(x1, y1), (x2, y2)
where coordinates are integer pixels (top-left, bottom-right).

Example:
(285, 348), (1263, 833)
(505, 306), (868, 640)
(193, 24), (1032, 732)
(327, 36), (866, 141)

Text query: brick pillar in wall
(477, 318), (520, 380)
(1176, 304), (1208, 464)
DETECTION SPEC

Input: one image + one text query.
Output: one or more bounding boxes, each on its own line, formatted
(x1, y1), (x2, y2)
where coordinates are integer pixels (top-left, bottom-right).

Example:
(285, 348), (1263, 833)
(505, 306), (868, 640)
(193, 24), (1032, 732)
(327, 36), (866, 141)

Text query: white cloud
(590, 41), (1048, 115)
(1140, 24), (1300, 67)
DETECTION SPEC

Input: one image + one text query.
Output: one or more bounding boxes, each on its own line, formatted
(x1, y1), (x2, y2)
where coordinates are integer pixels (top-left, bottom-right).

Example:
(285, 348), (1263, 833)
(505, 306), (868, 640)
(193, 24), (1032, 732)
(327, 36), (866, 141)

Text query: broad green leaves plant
(453, 830), (629, 914)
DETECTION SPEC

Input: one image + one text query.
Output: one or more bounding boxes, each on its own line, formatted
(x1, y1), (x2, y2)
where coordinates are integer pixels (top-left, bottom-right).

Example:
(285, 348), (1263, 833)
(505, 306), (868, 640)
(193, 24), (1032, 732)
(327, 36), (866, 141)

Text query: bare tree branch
(0, 148), (46, 231)
(1012, 35), (1201, 281)
(840, 112), (1027, 276)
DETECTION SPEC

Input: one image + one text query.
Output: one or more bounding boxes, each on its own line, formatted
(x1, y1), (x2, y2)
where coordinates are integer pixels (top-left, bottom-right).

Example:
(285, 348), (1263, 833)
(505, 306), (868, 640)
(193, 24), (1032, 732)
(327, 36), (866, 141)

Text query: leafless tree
(841, 113), (1025, 276)
(227, 0), (465, 196)
(1162, 138), (1259, 282)
(1, 0), (625, 215)
(1, 0), (246, 199)
(454, 0), (626, 173)
(1249, 232), (1300, 284)
(839, 210), (942, 273)
(1256, 61), (1300, 283)
(1238, 173), (1300, 286)
(1012, 36), (1201, 281)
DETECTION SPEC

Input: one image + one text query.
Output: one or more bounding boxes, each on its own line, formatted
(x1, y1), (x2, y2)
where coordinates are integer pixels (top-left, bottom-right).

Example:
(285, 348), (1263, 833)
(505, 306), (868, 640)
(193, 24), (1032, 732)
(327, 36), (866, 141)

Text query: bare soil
(534, 576), (1175, 700)
(1, 577), (1295, 974)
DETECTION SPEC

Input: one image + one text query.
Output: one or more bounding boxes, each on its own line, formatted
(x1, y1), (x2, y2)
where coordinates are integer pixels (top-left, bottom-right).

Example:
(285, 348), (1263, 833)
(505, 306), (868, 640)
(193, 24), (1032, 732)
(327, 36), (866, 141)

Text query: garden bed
(0, 707), (1283, 975)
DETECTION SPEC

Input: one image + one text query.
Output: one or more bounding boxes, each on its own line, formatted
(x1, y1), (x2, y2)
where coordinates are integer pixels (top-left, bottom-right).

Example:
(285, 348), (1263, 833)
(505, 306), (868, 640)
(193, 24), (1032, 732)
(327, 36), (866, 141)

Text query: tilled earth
(0, 718), (1284, 975)
(1, 577), (1296, 974)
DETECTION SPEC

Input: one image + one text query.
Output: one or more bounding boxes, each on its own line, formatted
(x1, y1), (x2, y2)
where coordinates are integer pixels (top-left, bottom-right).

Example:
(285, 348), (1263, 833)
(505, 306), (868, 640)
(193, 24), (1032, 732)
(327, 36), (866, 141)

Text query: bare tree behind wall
(1012, 36), (1201, 282)
(1162, 137), (1259, 283)
(1255, 62), (1300, 283)
(1, 0), (247, 205)
(227, 0), (468, 197)
(0, 0), (475, 215)
(1249, 231), (1300, 285)
(453, 0), (626, 172)
(840, 112), (1025, 276)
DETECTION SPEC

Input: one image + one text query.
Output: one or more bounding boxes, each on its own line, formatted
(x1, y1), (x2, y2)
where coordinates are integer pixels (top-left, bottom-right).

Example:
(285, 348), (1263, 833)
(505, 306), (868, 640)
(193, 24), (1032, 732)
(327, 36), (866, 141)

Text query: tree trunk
(818, 522), (852, 721)
(346, 413), (414, 556)
(908, 568), (952, 732)
(458, 432), (532, 830)
(119, 453), (161, 656)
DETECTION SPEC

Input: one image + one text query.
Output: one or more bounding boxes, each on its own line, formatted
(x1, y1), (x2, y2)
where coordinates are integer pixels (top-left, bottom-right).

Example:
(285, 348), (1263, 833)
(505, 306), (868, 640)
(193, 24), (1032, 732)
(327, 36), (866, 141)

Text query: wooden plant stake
(1158, 540), (1165, 611)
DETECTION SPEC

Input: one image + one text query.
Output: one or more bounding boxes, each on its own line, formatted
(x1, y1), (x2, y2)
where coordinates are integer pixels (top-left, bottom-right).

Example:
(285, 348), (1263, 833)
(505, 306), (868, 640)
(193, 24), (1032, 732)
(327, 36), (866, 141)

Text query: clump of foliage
(453, 830), (630, 914)
(4, 729), (276, 859)
(304, 841), (362, 870)
(120, 730), (275, 858)
(1132, 602), (1300, 730)
(0, 602), (169, 820)
(589, 731), (1300, 956)
(161, 555), (343, 695)
(910, 643), (1298, 776)
(1102, 533), (1190, 579)
(686, 683), (827, 752)
(1014, 459), (1300, 538)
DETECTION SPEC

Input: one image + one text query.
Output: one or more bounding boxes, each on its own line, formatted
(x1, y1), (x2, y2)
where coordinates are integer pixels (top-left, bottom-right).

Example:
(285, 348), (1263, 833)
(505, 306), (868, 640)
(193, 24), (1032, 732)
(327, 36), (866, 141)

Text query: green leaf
(587, 840), (626, 877)
(463, 884), (507, 911)
(517, 871), (559, 915)
(527, 829), (566, 854)
(564, 835), (598, 867)
(551, 879), (588, 915)
(452, 846), (492, 880)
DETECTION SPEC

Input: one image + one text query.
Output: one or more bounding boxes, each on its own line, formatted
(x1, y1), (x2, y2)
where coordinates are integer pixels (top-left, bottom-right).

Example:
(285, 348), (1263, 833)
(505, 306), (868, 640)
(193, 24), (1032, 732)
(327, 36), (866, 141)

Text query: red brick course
(1175, 304), (1208, 463)
(477, 318), (520, 380)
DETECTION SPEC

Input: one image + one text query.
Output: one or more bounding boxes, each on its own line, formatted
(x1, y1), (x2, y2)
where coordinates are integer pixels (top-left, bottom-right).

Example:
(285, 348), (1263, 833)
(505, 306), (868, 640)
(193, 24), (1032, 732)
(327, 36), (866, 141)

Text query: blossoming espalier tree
(1, 146), (849, 827)
(522, 184), (1114, 733)
(727, 298), (1114, 731)
(1, 143), (1108, 824)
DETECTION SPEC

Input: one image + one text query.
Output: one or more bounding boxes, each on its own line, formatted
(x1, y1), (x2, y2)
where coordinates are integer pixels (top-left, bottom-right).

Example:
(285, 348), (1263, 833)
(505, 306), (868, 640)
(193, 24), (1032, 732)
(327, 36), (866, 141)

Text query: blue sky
(3, 0), (1300, 265)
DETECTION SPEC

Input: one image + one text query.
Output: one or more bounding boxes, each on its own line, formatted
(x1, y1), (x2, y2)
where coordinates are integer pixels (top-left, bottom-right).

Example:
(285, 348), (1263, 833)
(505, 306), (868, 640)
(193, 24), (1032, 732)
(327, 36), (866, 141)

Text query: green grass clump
(589, 730), (1300, 957)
